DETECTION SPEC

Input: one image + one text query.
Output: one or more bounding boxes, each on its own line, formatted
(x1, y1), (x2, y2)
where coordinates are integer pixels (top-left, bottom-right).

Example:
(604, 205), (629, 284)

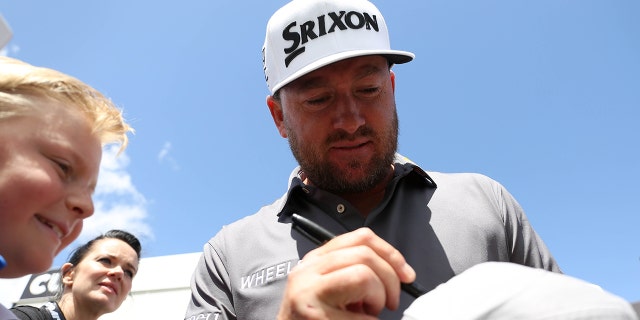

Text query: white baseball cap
(262, 0), (414, 94)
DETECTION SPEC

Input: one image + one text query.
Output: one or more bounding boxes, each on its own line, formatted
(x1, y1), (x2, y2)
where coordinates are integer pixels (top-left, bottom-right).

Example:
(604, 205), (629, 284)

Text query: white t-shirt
(402, 262), (638, 320)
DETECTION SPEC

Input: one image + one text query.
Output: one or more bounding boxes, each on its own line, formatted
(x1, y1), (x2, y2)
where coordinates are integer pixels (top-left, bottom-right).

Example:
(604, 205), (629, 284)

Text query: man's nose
(333, 95), (365, 134)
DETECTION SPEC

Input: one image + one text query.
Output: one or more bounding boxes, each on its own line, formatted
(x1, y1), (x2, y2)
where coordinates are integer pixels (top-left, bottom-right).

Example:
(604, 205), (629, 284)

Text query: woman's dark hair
(54, 229), (142, 300)
(66, 230), (141, 267)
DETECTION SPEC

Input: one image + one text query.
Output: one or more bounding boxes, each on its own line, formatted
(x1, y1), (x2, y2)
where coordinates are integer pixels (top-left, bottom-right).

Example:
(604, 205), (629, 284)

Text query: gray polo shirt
(185, 154), (560, 320)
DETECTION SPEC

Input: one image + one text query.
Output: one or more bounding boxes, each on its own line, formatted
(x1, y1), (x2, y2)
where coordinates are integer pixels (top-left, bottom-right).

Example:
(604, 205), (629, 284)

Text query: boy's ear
(61, 263), (75, 286)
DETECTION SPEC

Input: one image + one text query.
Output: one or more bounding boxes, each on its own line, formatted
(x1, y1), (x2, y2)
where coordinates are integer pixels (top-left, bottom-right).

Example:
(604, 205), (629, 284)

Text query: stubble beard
(286, 110), (398, 194)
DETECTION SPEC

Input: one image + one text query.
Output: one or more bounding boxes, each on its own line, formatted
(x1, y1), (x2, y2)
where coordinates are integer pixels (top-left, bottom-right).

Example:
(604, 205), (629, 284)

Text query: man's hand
(277, 228), (416, 320)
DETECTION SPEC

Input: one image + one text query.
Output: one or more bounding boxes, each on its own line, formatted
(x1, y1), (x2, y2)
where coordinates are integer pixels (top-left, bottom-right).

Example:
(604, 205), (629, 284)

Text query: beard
(286, 109), (398, 194)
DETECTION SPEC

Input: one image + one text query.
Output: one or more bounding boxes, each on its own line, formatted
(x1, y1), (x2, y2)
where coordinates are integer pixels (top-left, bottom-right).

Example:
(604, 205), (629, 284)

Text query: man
(184, 0), (604, 319)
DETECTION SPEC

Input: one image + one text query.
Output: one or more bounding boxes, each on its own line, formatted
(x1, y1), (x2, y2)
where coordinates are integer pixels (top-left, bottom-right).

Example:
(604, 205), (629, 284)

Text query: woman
(11, 230), (142, 320)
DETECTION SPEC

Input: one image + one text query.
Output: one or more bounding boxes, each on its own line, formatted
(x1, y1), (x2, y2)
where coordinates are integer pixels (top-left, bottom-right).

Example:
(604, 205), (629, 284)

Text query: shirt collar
(276, 153), (437, 218)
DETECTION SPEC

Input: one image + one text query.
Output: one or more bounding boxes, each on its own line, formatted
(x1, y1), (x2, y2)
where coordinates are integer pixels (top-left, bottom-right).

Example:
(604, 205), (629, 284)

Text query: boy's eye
(52, 158), (72, 177)
(57, 162), (71, 174)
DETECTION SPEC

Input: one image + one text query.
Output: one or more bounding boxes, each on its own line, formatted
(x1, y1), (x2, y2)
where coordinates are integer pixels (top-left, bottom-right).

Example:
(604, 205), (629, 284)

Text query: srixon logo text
(282, 10), (379, 67)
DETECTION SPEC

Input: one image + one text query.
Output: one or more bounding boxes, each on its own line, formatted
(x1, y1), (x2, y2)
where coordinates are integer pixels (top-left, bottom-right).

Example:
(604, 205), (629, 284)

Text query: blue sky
(1, 0), (638, 303)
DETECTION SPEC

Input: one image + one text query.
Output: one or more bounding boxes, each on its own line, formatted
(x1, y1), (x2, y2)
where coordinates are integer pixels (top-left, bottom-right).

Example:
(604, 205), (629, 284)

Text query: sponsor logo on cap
(281, 10), (379, 67)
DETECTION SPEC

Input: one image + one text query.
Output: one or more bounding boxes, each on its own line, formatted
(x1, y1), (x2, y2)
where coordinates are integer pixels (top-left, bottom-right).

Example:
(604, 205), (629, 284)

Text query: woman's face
(63, 238), (139, 315)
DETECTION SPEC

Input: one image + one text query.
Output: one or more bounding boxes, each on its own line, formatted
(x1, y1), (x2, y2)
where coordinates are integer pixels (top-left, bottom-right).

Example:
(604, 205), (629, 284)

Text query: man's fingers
(279, 264), (383, 320)
(305, 228), (416, 283)
(300, 245), (402, 309)
(278, 227), (416, 319)
(320, 264), (388, 314)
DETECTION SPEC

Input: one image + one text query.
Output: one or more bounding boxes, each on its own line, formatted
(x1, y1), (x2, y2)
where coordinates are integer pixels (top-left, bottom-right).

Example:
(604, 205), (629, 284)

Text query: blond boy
(0, 56), (132, 318)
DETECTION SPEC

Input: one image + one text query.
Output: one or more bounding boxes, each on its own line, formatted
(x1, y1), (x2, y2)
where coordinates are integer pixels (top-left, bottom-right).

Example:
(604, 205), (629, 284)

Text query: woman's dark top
(10, 302), (66, 320)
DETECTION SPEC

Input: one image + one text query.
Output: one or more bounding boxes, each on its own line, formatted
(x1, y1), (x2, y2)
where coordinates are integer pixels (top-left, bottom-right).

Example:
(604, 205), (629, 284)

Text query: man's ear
(390, 70), (396, 93)
(266, 95), (288, 138)
(61, 263), (75, 286)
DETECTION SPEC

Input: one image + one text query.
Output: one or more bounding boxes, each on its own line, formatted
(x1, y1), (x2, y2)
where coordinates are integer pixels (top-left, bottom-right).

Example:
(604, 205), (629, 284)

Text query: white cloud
(158, 141), (171, 162)
(0, 44), (20, 57)
(157, 141), (180, 171)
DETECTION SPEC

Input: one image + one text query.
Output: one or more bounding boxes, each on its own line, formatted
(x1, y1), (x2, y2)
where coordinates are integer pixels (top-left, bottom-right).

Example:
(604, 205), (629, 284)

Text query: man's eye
(360, 87), (380, 95)
(308, 96), (328, 105)
(125, 270), (134, 278)
(304, 96), (331, 111)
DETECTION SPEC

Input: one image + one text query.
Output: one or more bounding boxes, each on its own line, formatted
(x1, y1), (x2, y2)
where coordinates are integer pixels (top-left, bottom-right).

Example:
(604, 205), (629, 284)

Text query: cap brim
(271, 49), (414, 94)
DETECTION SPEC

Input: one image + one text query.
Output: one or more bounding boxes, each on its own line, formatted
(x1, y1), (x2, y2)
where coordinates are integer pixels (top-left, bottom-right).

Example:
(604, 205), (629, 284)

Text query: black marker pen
(291, 213), (427, 298)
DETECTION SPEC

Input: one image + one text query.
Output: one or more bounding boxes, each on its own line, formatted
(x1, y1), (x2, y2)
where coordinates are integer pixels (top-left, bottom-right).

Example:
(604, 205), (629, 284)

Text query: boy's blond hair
(0, 56), (133, 151)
